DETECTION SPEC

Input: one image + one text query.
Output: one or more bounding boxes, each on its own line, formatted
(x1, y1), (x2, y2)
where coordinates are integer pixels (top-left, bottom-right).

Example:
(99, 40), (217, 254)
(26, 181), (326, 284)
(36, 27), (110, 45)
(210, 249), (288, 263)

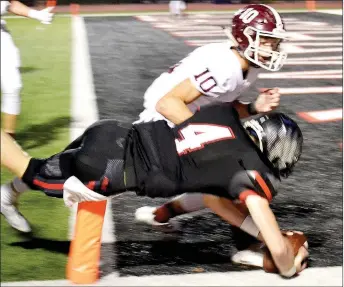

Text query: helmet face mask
(243, 113), (303, 178)
(243, 27), (287, 71)
(229, 4), (288, 71)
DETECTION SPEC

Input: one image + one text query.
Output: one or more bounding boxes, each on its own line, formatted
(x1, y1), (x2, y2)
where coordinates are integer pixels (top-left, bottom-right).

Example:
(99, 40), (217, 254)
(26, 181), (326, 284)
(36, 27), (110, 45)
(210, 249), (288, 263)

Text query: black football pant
(23, 120), (133, 198)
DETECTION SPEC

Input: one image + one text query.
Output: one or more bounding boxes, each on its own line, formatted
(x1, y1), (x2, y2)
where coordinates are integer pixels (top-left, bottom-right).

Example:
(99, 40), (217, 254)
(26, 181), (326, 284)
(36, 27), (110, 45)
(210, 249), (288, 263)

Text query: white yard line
(1, 266), (342, 286)
(279, 87), (343, 94)
(70, 15), (115, 244)
(318, 9), (343, 15)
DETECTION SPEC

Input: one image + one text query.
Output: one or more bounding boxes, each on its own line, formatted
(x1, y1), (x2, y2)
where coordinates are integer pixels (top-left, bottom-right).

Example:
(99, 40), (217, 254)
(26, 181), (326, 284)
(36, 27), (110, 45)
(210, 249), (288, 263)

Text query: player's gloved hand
(254, 87), (281, 113)
(28, 7), (55, 24)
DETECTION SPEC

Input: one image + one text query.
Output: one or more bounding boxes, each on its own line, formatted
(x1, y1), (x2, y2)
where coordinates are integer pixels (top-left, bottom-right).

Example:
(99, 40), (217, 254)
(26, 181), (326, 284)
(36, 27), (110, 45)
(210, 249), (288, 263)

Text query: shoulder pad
(246, 170), (279, 201)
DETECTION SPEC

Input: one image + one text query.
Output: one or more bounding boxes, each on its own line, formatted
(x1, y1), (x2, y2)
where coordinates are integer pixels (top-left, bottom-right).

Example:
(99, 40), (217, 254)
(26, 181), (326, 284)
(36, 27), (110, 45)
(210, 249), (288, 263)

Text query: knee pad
(173, 193), (205, 212)
(1, 88), (22, 115)
(1, 68), (22, 115)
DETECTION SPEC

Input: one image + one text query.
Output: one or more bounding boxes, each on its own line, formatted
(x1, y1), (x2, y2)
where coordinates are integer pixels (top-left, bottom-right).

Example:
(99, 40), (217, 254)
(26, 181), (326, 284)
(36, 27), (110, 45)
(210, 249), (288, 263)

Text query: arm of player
(9, 1), (54, 24)
(227, 170), (298, 277)
(155, 78), (202, 125)
(245, 195), (296, 276)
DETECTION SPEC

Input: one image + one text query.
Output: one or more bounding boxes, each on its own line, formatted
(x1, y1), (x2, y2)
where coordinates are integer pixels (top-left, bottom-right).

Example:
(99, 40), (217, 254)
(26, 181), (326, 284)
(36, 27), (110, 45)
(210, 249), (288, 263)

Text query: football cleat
(231, 243), (265, 268)
(1, 183), (32, 233)
(135, 206), (180, 233)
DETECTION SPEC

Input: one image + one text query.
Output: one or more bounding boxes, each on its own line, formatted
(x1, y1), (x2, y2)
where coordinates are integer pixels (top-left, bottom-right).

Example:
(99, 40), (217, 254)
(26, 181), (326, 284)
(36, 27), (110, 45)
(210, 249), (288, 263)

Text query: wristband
(240, 215), (260, 238)
(280, 265), (297, 278)
(247, 103), (258, 115)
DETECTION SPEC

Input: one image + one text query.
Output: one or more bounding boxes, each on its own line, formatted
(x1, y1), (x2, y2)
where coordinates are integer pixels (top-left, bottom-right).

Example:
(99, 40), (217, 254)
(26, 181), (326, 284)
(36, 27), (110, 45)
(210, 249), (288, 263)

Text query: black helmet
(244, 113), (303, 178)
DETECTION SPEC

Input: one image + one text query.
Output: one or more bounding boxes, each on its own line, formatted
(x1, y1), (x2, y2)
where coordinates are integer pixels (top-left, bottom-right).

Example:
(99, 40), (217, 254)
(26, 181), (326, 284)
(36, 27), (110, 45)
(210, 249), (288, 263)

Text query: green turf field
(1, 17), (71, 282)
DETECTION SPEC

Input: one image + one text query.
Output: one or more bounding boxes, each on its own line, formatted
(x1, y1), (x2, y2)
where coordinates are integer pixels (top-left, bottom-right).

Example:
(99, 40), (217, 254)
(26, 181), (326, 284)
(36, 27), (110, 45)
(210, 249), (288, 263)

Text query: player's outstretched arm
(8, 1), (54, 24)
(1, 129), (31, 178)
(245, 194), (305, 277)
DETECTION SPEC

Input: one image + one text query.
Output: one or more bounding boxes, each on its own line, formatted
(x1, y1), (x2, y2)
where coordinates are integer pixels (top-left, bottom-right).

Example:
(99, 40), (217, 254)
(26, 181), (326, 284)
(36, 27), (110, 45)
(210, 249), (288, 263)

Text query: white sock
(11, 177), (29, 193)
(173, 193), (205, 212)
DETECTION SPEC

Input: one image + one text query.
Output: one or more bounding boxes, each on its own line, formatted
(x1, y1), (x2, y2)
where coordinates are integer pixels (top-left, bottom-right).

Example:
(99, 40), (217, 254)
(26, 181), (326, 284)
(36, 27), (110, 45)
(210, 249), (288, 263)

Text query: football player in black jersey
(1, 103), (307, 277)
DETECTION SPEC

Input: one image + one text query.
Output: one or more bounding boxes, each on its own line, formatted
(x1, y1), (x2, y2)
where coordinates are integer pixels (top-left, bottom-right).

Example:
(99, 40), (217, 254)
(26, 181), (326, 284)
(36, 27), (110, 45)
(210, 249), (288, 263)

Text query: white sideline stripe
(279, 87), (343, 94)
(1, 266), (342, 286)
(70, 15), (115, 243)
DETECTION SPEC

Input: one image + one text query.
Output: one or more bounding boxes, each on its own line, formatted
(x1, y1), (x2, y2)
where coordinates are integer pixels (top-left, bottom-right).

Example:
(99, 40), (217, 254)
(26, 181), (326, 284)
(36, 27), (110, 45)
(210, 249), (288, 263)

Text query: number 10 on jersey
(175, 124), (235, 155)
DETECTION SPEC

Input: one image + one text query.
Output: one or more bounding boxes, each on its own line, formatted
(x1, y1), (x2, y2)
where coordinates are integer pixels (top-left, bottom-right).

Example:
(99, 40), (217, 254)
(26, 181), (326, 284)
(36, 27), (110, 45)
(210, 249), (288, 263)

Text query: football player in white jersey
(134, 3), (295, 268)
(135, 3), (286, 128)
(1, 1), (54, 139)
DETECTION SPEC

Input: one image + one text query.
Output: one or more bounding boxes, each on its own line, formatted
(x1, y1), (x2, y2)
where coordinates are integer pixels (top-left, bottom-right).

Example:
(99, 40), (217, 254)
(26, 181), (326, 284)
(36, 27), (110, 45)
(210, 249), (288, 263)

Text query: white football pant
(1, 29), (22, 115)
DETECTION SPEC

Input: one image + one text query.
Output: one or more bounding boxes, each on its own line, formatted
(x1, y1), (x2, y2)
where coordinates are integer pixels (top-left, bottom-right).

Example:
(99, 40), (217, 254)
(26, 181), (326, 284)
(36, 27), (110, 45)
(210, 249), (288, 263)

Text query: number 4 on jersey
(175, 124), (235, 155)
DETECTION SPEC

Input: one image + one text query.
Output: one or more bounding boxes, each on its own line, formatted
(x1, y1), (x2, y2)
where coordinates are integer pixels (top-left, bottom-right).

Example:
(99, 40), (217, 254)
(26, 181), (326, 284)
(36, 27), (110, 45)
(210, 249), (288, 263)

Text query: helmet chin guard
(243, 27), (287, 71)
(243, 118), (265, 152)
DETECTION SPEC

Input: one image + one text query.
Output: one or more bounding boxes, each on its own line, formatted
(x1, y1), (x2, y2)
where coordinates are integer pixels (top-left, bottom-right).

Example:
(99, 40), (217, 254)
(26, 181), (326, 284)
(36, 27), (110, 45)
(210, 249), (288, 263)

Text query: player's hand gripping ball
(263, 231), (308, 273)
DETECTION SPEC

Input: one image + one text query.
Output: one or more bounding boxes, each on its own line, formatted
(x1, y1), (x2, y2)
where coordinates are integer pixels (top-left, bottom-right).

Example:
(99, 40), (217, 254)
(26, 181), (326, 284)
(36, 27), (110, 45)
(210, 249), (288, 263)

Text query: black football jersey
(130, 103), (280, 202)
(172, 103), (280, 202)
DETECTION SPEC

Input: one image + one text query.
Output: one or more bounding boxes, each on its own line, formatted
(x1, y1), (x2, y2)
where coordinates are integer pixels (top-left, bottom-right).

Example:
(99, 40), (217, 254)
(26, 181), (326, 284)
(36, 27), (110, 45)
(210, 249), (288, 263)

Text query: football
(263, 231), (308, 273)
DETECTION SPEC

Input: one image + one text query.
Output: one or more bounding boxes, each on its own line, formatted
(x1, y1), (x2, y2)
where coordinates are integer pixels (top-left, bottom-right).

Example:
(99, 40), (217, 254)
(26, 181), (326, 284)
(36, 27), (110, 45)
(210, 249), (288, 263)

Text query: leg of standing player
(1, 130), (32, 232)
(1, 130), (31, 181)
(1, 29), (22, 138)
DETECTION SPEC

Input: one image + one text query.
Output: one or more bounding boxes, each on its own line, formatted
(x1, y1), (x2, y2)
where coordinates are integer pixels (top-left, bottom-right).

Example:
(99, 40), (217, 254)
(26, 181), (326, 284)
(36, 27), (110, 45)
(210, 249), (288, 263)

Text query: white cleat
(231, 243), (265, 268)
(135, 206), (180, 233)
(1, 183), (31, 233)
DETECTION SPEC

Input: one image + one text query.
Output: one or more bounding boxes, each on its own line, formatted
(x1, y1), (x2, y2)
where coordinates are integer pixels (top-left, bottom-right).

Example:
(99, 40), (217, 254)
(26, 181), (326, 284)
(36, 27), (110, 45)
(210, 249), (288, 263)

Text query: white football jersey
(135, 41), (260, 126)
(1, 1), (10, 25)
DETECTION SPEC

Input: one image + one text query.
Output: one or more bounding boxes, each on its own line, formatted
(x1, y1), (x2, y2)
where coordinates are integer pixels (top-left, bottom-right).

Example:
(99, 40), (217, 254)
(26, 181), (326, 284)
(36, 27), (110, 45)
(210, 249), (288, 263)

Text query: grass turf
(1, 17), (71, 282)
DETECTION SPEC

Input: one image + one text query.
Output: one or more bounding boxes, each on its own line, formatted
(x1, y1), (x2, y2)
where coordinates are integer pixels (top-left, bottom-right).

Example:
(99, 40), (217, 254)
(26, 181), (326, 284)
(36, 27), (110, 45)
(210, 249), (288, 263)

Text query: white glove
(28, 6), (55, 25)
